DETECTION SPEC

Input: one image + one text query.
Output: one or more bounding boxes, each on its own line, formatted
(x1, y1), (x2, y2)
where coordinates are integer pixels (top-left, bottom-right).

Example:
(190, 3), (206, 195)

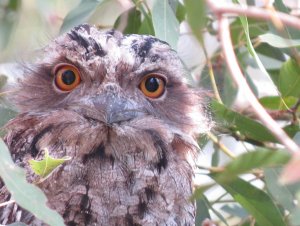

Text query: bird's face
(5, 24), (209, 167)
(2, 25), (211, 225)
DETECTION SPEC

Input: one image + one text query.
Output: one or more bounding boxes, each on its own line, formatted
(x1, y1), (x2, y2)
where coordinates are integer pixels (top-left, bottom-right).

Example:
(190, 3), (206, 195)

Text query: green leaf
(283, 124), (300, 138)
(195, 194), (211, 226)
(278, 58), (300, 97)
(212, 176), (286, 226)
(152, 0), (179, 50)
(214, 149), (290, 183)
(184, 0), (206, 43)
(0, 0), (21, 50)
(259, 96), (297, 110)
(60, 0), (106, 33)
(221, 204), (248, 218)
(132, 0), (154, 35)
(255, 43), (286, 62)
(211, 146), (220, 167)
(235, 1), (277, 89)
(259, 33), (300, 48)
(264, 167), (297, 212)
(29, 149), (71, 178)
(230, 18), (268, 45)
(176, 2), (186, 23)
(222, 71), (238, 107)
(138, 17), (155, 35)
(272, 0), (300, 40)
(212, 101), (277, 143)
(192, 184), (230, 226)
(114, 7), (142, 34)
(0, 140), (64, 225)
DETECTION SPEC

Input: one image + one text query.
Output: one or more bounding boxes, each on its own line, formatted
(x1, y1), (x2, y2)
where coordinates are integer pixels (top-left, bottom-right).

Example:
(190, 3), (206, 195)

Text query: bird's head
(5, 24), (211, 171)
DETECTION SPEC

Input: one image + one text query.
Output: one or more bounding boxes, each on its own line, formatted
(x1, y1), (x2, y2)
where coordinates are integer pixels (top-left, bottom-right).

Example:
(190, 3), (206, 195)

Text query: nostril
(104, 83), (119, 93)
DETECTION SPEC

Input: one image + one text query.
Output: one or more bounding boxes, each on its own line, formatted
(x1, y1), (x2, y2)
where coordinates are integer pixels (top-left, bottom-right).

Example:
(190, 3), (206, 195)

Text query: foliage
(0, 140), (64, 225)
(29, 149), (71, 179)
(1, 0), (300, 225)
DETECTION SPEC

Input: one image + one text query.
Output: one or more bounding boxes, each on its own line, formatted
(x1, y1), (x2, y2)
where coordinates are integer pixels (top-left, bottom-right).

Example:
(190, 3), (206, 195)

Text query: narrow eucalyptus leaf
(152, 0), (179, 50)
(60, 0), (105, 33)
(214, 149), (290, 183)
(278, 58), (300, 97)
(259, 33), (300, 48)
(212, 176), (286, 226)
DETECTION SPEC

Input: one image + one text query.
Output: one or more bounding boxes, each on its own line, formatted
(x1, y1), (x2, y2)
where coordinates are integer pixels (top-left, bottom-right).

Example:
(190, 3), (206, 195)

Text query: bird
(0, 24), (211, 226)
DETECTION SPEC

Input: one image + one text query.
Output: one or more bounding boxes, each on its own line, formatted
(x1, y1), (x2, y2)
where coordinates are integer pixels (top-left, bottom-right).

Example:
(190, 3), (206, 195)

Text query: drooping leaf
(138, 17), (155, 35)
(208, 205), (229, 226)
(278, 58), (300, 97)
(29, 149), (71, 178)
(259, 96), (297, 110)
(114, 7), (141, 34)
(193, 189), (229, 226)
(264, 167), (298, 212)
(184, 0), (206, 43)
(0, 0), (21, 50)
(195, 194), (211, 226)
(259, 33), (300, 48)
(152, 0), (179, 50)
(255, 43), (286, 62)
(221, 204), (248, 219)
(214, 149), (290, 183)
(60, 0), (106, 33)
(0, 140), (64, 225)
(211, 146), (220, 167)
(232, 0), (277, 92)
(176, 2), (186, 23)
(212, 101), (277, 143)
(272, 0), (300, 40)
(222, 71), (238, 107)
(230, 18), (268, 45)
(283, 124), (300, 139)
(211, 176), (286, 226)
(132, 0), (154, 35)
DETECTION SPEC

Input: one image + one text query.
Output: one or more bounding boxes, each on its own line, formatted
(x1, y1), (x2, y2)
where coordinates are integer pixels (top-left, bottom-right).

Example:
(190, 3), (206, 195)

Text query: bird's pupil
(145, 77), (160, 92)
(62, 70), (76, 85)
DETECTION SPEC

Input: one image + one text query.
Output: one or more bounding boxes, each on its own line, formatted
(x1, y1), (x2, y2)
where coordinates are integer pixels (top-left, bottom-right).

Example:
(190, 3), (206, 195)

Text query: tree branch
(206, 1), (300, 153)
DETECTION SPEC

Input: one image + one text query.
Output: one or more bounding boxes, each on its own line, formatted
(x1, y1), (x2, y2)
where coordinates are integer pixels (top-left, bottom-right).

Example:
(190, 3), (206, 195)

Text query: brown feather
(1, 24), (211, 226)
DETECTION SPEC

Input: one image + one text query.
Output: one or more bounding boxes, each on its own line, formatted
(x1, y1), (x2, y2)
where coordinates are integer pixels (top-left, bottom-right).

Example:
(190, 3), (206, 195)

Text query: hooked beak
(92, 94), (144, 125)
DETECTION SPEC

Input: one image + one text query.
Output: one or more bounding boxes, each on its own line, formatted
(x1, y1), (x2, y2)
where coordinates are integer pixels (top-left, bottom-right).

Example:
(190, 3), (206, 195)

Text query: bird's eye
(139, 74), (166, 98)
(54, 64), (81, 91)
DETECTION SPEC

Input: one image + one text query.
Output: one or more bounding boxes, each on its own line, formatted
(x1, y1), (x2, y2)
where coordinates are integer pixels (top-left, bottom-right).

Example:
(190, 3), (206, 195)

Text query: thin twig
(207, 132), (236, 159)
(196, 164), (224, 173)
(217, 16), (299, 154)
(207, 1), (300, 31)
(202, 46), (223, 104)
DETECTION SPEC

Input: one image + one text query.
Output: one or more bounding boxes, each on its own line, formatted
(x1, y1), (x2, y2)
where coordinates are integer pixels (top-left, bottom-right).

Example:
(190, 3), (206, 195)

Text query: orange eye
(54, 64), (81, 91)
(139, 74), (166, 98)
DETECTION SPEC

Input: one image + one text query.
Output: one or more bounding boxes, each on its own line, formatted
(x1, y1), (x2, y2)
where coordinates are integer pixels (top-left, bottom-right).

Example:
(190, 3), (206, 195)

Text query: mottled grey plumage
(0, 24), (210, 225)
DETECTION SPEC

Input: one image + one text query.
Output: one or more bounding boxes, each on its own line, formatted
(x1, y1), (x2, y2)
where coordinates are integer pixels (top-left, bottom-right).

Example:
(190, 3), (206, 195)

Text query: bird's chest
(41, 147), (194, 226)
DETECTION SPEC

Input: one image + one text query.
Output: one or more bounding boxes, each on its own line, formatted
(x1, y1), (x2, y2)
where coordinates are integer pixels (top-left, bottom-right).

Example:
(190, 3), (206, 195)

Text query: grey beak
(92, 94), (143, 124)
